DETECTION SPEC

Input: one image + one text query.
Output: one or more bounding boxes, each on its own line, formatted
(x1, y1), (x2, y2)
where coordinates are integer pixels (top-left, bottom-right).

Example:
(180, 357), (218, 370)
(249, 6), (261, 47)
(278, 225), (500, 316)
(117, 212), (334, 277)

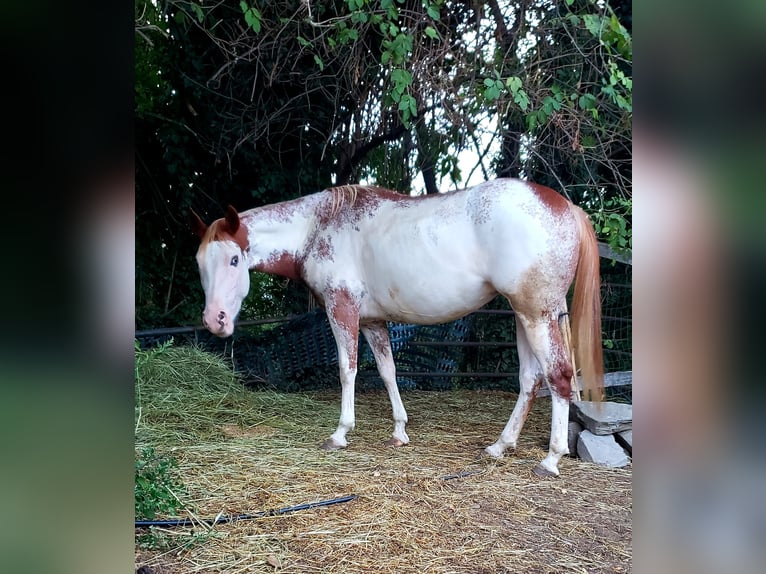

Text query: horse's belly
(362, 271), (496, 324)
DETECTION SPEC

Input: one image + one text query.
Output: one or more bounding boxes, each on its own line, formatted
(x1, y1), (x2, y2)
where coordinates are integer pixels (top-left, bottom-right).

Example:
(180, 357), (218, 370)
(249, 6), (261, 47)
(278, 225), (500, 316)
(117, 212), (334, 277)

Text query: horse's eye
(230, 255), (239, 267)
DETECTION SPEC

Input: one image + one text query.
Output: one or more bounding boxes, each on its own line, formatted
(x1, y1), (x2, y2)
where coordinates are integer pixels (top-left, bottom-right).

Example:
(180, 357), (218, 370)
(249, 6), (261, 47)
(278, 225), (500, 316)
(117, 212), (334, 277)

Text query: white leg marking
(324, 311), (359, 450)
(327, 364), (356, 448)
(362, 323), (409, 445)
(486, 316), (541, 458)
(511, 312), (572, 476)
(536, 389), (569, 476)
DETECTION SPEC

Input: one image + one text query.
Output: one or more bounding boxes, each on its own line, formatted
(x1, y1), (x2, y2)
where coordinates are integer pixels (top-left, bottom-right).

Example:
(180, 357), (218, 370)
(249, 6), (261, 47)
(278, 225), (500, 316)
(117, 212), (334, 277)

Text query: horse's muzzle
(202, 309), (233, 337)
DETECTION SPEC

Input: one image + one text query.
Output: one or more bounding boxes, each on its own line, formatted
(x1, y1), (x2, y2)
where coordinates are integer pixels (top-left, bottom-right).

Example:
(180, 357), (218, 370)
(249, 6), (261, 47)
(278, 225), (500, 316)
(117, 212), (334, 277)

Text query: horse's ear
(190, 209), (208, 239)
(224, 205), (240, 234)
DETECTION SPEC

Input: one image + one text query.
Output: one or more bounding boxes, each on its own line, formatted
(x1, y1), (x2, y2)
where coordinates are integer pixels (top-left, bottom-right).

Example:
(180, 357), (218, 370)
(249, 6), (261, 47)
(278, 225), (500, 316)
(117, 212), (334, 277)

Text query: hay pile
(136, 344), (631, 573)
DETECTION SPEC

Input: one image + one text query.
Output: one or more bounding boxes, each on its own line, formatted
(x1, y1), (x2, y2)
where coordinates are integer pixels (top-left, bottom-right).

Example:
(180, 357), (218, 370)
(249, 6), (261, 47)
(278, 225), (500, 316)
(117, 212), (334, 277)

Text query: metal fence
(136, 261), (631, 402)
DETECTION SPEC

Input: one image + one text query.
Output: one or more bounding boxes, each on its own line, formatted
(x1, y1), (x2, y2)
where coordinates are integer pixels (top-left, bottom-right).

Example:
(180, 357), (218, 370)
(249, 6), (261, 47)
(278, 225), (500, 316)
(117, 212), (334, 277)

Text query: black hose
(441, 469), (484, 481)
(135, 494), (357, 528)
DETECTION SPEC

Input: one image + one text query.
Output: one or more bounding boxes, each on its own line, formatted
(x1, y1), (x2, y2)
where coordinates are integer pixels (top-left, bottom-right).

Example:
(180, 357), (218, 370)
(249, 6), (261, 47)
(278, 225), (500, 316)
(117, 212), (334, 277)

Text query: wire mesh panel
(135, 259), (631, 399)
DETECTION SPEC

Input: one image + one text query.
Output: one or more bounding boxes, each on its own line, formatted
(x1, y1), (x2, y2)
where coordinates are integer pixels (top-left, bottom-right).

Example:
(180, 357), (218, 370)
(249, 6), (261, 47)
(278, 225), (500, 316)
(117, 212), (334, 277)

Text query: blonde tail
(568, 204), (605, 402)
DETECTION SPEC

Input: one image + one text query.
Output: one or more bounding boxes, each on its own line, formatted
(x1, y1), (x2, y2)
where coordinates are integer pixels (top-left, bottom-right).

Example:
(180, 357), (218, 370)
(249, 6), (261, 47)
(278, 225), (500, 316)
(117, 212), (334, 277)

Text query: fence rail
(136, 295), (631, 402)
(137, 255), (630, 399)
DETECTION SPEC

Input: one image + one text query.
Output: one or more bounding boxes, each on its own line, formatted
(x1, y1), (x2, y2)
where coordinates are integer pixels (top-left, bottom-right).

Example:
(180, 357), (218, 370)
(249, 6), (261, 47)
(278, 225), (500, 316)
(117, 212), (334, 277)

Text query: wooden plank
(598, 242), (632, 265)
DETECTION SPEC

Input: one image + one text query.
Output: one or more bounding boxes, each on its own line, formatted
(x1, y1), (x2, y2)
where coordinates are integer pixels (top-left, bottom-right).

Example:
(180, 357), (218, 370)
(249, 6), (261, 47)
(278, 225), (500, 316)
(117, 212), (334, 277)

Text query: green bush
(134, 446), (185, 521)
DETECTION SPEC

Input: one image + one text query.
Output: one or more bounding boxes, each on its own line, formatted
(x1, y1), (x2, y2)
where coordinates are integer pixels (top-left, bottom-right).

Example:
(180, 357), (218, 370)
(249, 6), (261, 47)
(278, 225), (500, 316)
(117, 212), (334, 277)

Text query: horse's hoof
(483, 445), (504, 459)
(384, 437), (407, 447)
(320, 438), (345, 451)
(532, 463), (559, 478)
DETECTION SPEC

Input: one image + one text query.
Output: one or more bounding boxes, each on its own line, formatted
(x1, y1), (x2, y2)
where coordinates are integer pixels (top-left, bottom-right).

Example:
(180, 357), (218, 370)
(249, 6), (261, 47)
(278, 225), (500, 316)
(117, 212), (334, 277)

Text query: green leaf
(513, 90), (529, 111)
(505, 76), (522, 92)
(483, 78), (495, 88)
(427, 5), (440, 19)
(191, 3), (204, 24)
(314, 54), (324, 71)
(526, 112), (538, 131)
(425, 26), (438, 39)
(391, 68), (412, 86)
(401, 107), (411, 127)
(579, 93), (597, 109)
(351, 10), (369, 24)
(485, 85), (500, 101)
(582, 14), (602, 38)
(244, 7), (262, 34)
(297, 36), (310, 47)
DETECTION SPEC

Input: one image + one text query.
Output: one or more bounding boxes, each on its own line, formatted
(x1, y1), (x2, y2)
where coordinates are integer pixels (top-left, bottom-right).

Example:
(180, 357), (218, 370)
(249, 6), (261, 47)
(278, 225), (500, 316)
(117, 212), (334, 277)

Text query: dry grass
(136, 345), (631, 573)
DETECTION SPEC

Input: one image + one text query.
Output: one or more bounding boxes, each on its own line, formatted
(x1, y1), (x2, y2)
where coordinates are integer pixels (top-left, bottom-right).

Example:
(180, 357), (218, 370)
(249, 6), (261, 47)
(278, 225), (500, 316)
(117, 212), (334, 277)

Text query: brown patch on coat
(254, 250), (302, 281)
(201, 211), (250, 252)
(314, 236), (335, 261)
(549, 356), (575, 400)
(318, 185), (416, 229)
(545, 316), (575, 400)
(527, 182), (570, 216)
(327, 286), (360, 370)
(468, 192), (493, 225)
(361, 322), (393, 360)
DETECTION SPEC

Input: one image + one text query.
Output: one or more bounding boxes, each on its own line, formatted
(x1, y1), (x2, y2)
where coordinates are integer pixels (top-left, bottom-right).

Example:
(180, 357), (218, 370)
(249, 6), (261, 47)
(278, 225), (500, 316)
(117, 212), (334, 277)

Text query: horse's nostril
(218, 311), (226, 321)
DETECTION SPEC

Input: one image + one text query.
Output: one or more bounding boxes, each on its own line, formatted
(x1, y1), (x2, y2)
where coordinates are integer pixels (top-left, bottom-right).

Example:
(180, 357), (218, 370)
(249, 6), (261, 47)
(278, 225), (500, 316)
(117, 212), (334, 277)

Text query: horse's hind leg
(361, 322), (409, 446)
(485, 315), (543, 458)
(510, 311), (574, 477)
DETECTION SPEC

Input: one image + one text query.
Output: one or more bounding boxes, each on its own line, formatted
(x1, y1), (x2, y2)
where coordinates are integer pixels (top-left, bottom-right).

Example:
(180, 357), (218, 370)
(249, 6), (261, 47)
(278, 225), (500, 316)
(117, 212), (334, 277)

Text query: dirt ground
(136, 389), (631, 573)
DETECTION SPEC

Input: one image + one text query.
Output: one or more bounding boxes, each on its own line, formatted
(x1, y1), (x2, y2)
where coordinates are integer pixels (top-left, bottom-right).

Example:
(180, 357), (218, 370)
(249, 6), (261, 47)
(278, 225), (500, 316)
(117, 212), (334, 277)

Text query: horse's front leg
(361, 322), (409, 447)
(321, 294), (361, 450)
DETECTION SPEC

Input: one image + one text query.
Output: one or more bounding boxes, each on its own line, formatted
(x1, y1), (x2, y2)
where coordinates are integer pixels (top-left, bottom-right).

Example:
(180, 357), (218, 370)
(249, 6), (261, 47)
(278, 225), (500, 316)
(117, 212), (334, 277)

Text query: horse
(190, 178), (603, 477)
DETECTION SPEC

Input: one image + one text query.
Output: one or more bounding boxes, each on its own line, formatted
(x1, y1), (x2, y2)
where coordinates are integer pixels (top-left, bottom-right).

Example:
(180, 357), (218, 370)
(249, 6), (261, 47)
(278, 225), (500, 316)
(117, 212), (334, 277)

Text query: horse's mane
(325, 184), (399, 218)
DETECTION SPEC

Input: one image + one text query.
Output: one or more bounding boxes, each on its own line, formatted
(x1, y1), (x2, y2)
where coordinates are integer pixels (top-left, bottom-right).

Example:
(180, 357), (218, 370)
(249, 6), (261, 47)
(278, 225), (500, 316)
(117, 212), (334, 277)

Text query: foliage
(592, 195), (632, 253)
(134, 446), (214, 551)
(135, 0), (632, 330)
(134, 446), (185, 521)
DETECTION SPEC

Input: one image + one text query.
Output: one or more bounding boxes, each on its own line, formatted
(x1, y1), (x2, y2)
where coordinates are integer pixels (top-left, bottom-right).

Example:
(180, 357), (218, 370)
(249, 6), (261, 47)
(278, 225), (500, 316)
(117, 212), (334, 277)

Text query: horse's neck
(244, 194), (323, 259)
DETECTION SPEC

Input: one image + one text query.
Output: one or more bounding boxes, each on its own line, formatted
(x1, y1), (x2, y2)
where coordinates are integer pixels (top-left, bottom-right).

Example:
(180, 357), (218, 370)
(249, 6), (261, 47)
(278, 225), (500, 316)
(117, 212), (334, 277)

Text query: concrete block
(577, 430), (631, 468)
(572, 401), (632, 436)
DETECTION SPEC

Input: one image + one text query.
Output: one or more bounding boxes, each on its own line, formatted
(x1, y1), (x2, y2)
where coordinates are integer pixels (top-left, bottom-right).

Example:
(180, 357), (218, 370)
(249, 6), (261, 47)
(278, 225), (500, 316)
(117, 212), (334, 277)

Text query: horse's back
(313, 179), (579, 323)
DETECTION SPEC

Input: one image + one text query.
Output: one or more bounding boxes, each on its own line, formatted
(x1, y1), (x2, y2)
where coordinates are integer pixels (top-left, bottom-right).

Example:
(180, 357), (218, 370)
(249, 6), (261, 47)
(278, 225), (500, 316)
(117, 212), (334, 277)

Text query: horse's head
(190, 205), (250, 338)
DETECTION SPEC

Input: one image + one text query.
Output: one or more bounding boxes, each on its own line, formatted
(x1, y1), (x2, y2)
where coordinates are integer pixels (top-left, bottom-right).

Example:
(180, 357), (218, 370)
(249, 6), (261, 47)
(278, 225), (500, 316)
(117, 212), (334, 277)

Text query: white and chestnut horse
(191, 178), (603, 476)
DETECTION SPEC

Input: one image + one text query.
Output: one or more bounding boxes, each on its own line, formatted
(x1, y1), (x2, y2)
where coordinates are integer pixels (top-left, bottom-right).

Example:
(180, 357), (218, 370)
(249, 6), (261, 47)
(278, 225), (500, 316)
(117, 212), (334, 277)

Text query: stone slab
(577, 430), (631, 468)
(572, 401), (632, 436)
(615, 429), (632, 455)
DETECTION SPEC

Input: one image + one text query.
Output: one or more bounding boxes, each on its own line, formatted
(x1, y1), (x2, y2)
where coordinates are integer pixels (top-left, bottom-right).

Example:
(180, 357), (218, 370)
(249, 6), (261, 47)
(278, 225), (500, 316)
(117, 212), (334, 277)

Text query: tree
(135, 0), (632, 329)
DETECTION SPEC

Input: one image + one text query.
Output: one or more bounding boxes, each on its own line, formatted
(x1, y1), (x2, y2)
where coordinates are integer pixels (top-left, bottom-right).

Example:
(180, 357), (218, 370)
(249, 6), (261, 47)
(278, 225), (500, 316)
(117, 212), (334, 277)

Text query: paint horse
(191, 178), (603, 477)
